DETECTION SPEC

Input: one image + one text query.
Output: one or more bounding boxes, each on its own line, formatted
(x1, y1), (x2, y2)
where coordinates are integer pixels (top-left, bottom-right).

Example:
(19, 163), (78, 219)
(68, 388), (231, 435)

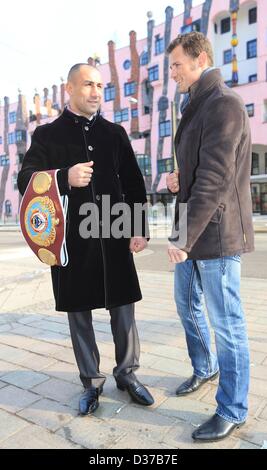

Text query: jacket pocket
(210, 204), (225, 224)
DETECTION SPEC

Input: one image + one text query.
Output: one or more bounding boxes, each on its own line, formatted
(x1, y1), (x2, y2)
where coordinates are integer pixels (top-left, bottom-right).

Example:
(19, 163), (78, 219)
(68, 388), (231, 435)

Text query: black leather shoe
(175, 371), (219, 396)
(192, 413), (245, 442)
(116, 379), (154, 406)
(78, 385), (103, 416)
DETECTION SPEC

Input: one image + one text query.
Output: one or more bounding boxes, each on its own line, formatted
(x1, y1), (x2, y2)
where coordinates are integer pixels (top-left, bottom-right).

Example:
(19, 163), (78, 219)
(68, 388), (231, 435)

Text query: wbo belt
(19, 170), (69, 267)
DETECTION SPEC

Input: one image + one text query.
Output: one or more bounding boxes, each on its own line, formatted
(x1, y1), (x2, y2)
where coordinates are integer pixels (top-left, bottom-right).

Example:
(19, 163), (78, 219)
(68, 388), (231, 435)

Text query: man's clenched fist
(68, 161), (94, 187)
(166, 169), (179, 193)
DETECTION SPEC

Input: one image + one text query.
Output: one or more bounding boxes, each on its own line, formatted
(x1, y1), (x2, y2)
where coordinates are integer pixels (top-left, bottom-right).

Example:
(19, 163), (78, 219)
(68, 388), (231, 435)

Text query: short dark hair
(67, 63), (98, 82)
(166, 32), (214, 66)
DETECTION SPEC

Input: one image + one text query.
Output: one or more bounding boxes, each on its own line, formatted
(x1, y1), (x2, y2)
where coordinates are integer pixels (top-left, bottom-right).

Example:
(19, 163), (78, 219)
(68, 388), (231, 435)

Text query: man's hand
(168, 242), (188, 264)
(166, 169), (179, 193)
(130, 237), (148, 253)
(68, 161), (94, 187)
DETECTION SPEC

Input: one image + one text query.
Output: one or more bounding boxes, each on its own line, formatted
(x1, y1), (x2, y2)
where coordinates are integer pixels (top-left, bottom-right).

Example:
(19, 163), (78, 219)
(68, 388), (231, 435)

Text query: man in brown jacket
(166, 32), (254, 442)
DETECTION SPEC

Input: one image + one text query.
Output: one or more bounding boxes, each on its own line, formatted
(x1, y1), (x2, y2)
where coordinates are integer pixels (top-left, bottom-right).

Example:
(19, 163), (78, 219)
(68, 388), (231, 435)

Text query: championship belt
(19, 170), (69, 267)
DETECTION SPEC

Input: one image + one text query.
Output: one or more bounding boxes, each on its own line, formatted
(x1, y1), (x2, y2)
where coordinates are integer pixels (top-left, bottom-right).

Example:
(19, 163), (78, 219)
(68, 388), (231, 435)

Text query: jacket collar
(174, 69), (223, 148)
(62, 106), (100, 125)
(189, 68), (222, 102)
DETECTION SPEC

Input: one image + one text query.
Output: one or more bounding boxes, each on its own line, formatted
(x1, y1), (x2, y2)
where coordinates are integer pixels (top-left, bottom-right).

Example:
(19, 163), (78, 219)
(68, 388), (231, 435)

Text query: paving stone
(0, 424), (81, 449)
(238, 418), (267, 447)
(42, 361), (80, 384)
(249, 377), (267, 398)
(11, 325), (43, 338)
(150, 357), (192, 377)
(0, 333), (37, 349)
(113, 432), (177, 449)
(0, 344), (31, 363)
(0, 360), (19, 377)
(31, 377), (81, 404)
(157, 396), (216, 426)
(18, 398), (76, 431)
(0, 369), (49, 389)
(258, 402), (267, 420)
(162, 420), (239, 449)
(106, 404), (177, 442)
(57, 417), (126, 449)
(0, 409), (28, 442)
(35, 330), (69, 346)
(30, 319), (70, 335)
(0, 385), (40, 412)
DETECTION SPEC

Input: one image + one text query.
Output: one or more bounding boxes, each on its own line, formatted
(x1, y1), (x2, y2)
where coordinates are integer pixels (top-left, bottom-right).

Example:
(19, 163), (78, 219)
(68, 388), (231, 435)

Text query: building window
(221, 17), (230, 34)
(247, 39), (257, 59)
(181, 19), (201, 34)
(155, 35), (164, 55)
(157, 157), (173, 174)
(223, 49), (232, 64)
(144, 106), (150, 115)
(131, 108), (138, 118)
(136, 154), (151, 176)
(15, 130), (26, 143)
(264, 100), (267, 122)
(159, 120), (171, 138)
(123, 60), (131, 70)
(140, 51), (149, 66)
(9, 112), (17, 124)
(249, 74), (257, 83)
(0, 155), (10, 166)
(251, 152), (259, 175)
(12, 172), (18, 190)
(4, 200), (12, 217)
(124, 81), (136, 96)
(114, 108), (129, 123)
(246, 103), (254, 117)
(249, 7), (257, 24)
(148, 65), (159, 82)
(104, 84), (115, 102)
(0, 136), (2, 144)
(8, 132), (15, 145)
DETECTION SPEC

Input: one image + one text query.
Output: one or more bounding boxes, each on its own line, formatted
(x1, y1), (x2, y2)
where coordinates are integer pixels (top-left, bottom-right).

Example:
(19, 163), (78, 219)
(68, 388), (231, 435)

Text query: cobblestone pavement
(0, 242), (266, 449)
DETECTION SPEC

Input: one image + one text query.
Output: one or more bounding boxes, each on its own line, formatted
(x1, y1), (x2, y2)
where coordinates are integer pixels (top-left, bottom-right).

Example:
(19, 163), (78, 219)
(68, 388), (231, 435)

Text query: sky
(0, 0), (203, 104)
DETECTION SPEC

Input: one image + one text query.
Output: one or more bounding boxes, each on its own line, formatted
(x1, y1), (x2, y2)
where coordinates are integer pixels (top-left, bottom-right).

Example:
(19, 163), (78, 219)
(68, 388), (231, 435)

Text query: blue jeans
(174, 255), (249, 424)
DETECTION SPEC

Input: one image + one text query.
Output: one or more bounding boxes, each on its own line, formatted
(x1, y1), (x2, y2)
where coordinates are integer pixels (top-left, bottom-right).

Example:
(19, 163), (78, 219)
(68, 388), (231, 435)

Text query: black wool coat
(170, 69), (254, 259)
(17, 108), (148, 312)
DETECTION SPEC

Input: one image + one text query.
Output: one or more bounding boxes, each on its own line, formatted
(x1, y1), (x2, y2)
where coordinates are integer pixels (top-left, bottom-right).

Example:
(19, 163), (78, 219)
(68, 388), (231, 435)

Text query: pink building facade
(1, 0), (266, 223)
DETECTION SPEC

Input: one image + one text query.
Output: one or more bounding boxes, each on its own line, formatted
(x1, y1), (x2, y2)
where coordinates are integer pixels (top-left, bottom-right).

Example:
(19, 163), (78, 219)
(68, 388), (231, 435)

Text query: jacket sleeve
(170, 95), (245, 252)
(17, 125), (71, 197)
(117, 126), (149, 238)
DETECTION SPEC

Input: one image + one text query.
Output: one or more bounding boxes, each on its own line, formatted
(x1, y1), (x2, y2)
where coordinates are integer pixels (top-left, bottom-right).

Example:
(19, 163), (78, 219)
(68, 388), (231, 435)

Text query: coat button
(88, 145), (94, 151)
(84, 126), (89, 131)
(96, 195), (100, 201)
(99, 221), (103, 226)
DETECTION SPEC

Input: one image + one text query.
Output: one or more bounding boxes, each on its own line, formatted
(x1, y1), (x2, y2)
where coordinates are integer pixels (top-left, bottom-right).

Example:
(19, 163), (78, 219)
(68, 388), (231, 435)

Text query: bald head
(66, 64), (103, 118)
(67, 63), (99, 83)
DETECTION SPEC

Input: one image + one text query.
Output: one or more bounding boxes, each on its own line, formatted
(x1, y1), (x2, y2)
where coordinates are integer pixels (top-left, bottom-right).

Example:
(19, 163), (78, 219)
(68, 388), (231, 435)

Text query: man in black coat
(166, 32), (254, 442)
(18, 63), (154, 415)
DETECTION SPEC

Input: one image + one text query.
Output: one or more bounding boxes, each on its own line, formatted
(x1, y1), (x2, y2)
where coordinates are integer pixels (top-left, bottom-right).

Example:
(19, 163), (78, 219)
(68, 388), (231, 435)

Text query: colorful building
(0, 0), (266, 223)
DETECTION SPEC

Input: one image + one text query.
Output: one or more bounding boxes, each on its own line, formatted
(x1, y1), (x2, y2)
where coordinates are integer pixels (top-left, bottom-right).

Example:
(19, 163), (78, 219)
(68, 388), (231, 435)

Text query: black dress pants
(67, 303), (140, 388)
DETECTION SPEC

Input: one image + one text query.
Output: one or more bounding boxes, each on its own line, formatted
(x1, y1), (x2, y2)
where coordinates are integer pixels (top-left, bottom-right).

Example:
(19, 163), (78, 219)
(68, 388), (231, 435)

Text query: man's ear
(198, 51), (208, 68)
(65, 81), (72, 96)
